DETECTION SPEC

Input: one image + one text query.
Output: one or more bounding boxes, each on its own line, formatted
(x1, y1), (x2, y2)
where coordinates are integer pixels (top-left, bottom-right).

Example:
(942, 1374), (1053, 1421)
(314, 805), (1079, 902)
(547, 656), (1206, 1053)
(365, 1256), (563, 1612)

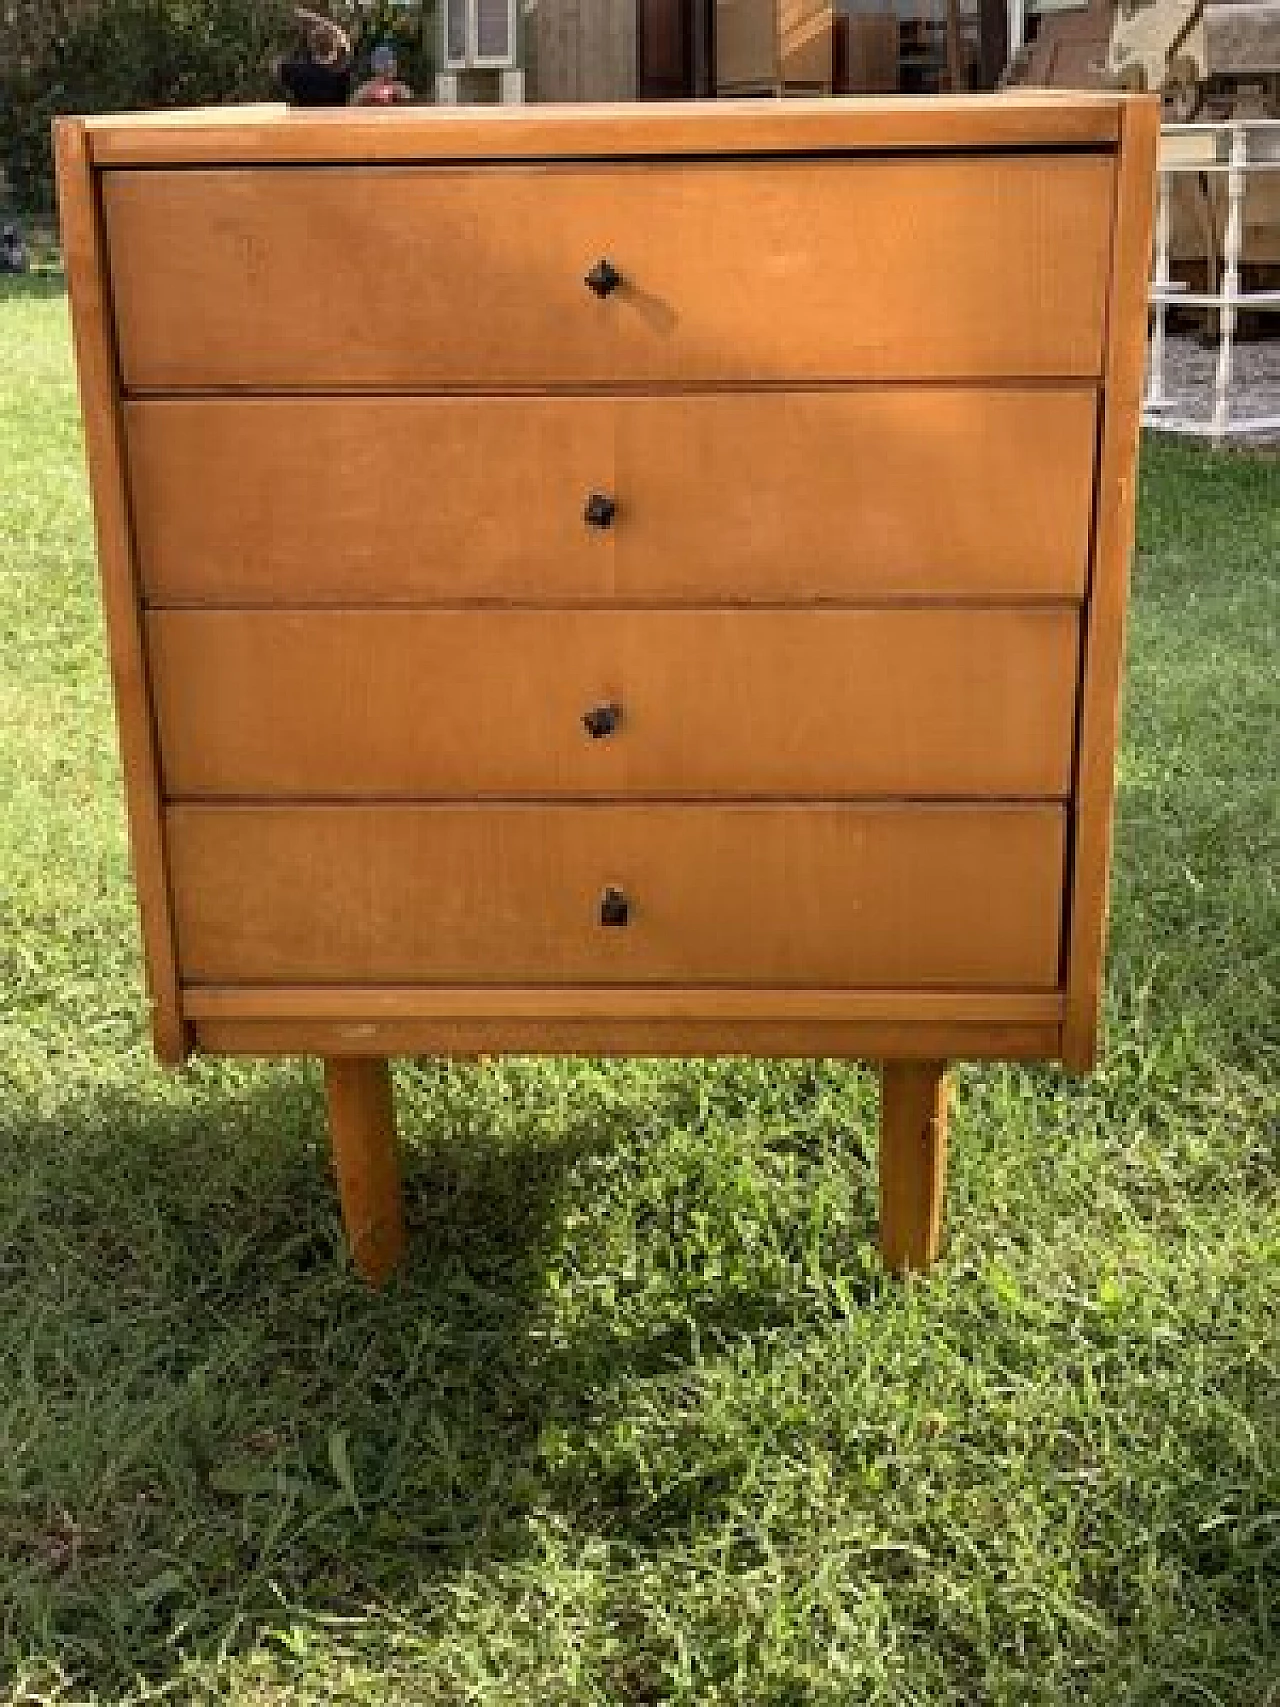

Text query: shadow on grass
(1, 1062), (879, 1693)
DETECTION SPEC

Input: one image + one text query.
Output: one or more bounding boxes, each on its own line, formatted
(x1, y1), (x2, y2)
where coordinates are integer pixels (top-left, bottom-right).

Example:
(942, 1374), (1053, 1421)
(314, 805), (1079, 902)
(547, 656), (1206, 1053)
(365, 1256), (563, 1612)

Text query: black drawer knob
(599, 886), (630, 928)
(582, 701), (622, 740)
(584, 491), (617, 530)
(585, 258), (623, 298)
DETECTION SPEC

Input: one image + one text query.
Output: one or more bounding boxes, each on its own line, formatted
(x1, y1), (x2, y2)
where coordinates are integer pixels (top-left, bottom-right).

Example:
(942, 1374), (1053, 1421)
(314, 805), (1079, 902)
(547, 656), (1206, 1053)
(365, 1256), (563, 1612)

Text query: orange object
(323, 1058), (406, 1285)
(879, 1062), (950, 1274)
(56, 97), (1158, 1282)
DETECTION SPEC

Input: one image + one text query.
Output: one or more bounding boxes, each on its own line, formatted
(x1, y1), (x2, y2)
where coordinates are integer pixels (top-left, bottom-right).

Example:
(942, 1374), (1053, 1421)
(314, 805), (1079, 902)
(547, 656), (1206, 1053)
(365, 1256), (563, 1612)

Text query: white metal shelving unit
(1146, 118), (1280, 445)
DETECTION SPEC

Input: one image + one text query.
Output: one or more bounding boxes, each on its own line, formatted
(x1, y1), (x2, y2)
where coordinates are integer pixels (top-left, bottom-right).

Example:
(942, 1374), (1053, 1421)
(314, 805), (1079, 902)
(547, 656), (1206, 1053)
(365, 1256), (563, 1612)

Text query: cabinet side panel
(53, 124), (189, 1063)
(1062, 96), (1159, 1070)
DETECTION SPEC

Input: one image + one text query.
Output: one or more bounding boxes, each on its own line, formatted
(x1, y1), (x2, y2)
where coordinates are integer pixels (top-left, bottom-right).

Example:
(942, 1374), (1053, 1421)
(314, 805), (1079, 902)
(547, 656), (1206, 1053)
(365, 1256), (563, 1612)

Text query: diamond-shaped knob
(582, 702), (622, 740)
(583, 491), (617, 530)
(599, 886), (630, 928)
(585, 258), (623, 298)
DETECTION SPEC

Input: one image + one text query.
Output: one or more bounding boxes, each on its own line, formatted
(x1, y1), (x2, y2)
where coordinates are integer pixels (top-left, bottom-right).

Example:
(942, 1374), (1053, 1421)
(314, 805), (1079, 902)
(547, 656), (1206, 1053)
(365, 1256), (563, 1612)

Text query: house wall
(527, 0), (637, 99)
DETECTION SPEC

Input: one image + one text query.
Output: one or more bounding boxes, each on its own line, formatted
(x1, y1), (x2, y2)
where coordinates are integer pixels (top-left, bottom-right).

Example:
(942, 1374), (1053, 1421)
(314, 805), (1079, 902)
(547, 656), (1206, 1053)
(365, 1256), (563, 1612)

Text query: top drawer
(102, 156), (1115, 391)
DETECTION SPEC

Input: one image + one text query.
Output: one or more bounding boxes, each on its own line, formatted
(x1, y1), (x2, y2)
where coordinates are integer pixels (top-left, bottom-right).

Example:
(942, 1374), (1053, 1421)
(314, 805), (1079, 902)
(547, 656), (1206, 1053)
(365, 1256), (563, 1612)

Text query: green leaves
(327, 1427), (362, 1520)
(0, 1), (436, 218)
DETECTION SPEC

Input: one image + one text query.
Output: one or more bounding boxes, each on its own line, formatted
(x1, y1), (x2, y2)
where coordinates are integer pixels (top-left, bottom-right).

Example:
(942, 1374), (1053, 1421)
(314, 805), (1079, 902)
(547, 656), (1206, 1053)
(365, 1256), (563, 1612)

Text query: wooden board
(185, 987), (1063, 1061)
(103, 158), (1114, 389)
(836, 13), (900, 94)
(531, 0), (638, 100)
(52, 119), (190, 1064)
(165, 803), (1067, 987)
(780, 0), (833, 85)
(323, 1058), (404, 1285)
(183, 987), (1064, 1022)
(879, 1060), (948, 1271)
(125, 389), (1099, 604)
(146, 607), (1081, 800)
(192, 1014), (1064, 1060)
(717, 0), (783, 87)
(82, 96), (1123, 167)
(1062, 97), (1160, 1070)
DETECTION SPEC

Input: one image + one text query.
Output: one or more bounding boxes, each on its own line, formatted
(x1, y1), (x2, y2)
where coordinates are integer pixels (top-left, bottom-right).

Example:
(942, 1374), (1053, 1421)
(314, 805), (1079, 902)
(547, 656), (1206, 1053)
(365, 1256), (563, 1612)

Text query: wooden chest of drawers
(56, 95), (1158, 1282)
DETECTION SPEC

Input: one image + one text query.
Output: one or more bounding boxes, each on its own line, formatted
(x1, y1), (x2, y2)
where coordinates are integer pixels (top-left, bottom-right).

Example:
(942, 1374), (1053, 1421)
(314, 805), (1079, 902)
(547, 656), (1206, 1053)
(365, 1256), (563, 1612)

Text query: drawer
(166, 803), (1067, 988)
(147, 609), (1081, 800)
(126, 389), (1098, 604)
(103, 158), (1114, 389)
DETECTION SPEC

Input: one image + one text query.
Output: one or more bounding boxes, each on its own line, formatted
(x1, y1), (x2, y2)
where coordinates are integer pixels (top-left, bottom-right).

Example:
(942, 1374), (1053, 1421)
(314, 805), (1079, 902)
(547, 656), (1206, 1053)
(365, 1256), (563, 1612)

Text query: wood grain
(532, 0), (636, 98)
(165, 804), (1068, 988)
(198, 1016), (1061, 1060)
(1062, 98), (1160, 1070)
(126, 389), (1099, 604)
(323, 1058), (405, 1285)
(879, 1060), (949, 1272)
(183, 987), (1065, 1023)
(82, 95), (1123, 167)
(52, 119), (190, 1064)
(146, 608), (1081, 801)
(187, 986), (1062, 1058)
(718, 0), (785, 87)
(62, 95), (1151, 1098)
(103, 158), (1114, 389)
(780, 0), (834, 86)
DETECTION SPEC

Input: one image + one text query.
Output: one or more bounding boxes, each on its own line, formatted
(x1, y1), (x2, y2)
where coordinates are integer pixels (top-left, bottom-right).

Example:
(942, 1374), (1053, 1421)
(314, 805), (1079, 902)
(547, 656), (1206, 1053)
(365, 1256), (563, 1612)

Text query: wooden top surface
(76, 94), (1125, 166)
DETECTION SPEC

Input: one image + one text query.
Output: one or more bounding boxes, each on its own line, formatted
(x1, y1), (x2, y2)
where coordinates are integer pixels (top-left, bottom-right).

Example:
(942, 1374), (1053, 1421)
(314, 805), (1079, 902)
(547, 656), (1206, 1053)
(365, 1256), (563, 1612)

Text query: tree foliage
(0, 1), (434, 217)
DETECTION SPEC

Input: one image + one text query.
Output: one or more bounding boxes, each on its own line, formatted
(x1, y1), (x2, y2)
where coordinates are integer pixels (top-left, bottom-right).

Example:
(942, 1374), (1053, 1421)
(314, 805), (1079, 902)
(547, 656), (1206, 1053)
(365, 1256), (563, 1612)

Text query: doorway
(637, 0), (715, 96)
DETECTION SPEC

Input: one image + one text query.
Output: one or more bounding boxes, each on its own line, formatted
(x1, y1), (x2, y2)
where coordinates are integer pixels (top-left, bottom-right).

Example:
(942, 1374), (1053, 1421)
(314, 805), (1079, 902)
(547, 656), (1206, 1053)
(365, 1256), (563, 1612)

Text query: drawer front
(147, 609), (1081, 800)
(167, 804), (1067, 988)
(126, 389), (1098, 604)
(104, 158), (1114, 389)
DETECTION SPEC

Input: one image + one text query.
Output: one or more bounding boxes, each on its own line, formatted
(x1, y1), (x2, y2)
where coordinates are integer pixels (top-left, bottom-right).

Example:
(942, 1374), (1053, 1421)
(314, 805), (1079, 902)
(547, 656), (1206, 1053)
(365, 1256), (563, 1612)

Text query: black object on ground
(1, 225), (29, 274)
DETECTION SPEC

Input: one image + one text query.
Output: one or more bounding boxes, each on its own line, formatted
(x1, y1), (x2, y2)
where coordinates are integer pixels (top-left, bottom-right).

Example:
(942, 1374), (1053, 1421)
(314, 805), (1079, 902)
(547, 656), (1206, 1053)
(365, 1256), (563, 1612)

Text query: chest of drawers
(56, 95), (1158, 1283)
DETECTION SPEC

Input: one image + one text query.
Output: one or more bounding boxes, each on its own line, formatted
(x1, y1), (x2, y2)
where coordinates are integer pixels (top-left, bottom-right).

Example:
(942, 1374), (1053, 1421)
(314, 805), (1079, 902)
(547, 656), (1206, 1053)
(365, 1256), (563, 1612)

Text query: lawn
(0, 272), (1276, 1706)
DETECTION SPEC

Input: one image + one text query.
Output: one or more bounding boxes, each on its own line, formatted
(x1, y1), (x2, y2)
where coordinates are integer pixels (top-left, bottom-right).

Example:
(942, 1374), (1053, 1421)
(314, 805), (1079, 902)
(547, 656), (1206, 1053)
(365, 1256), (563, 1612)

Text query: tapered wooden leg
(323, 1057), (405, 1285)
(878, 1060), (950, 1274)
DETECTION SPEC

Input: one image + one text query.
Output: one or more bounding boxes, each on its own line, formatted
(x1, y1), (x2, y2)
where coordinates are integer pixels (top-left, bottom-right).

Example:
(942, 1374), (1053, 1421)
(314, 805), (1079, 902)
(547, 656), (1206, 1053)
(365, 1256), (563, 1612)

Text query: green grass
(0, 271), (1276, 1706)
